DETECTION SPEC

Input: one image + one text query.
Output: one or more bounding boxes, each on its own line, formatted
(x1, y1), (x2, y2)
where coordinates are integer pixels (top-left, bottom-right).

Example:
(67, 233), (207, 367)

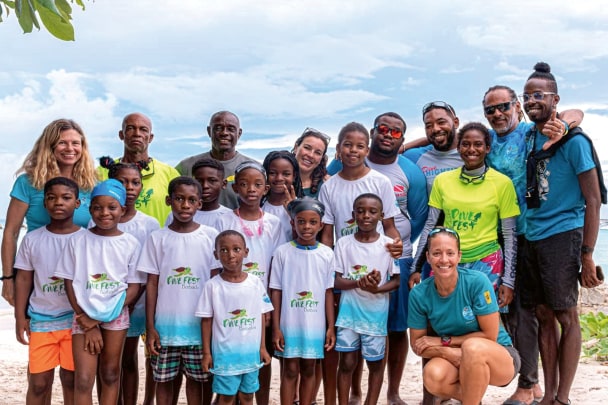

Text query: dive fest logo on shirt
(166, 266), (200, 289)
(349, 264), (368, 280)
(135, 188), (153, 209)
(290, 290), (319, 311)
(449, 208), (481, 231)
(223, 308), (256, 330)
(462, 305), (475, 322)
(243, 262), (264, 278)
(86, 273), (120, 292)
(42, 276), (66, 294)
(340, 218), (358, 237)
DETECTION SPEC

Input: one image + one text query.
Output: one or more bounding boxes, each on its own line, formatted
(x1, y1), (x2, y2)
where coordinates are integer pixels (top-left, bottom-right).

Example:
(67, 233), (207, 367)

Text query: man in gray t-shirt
(176, 111), (254, 209)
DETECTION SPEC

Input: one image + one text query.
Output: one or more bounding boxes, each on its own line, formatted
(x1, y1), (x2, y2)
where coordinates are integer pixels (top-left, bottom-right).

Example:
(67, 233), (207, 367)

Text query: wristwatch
(441, 336), (452, 347)
(581, 245), (594, 254)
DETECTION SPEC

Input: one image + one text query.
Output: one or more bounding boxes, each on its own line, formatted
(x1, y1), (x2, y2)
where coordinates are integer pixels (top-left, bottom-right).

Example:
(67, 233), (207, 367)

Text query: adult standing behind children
(98, 112), (180, 226)
(292, 128), (331, 199)
(2, 119), (98, 306)
(176, 111), (256, 209)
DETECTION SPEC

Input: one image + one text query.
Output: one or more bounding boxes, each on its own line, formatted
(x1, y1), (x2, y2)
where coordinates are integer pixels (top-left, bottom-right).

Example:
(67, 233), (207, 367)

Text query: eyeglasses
(519, 92), (556, 103)
(429, 226), (460, 241)
(374, 124), (404, 139)
(422, 101), (456, 118)
(302, 127), (331, 145)
(483, 101), (515, 115)
(458, 166), (489, 184)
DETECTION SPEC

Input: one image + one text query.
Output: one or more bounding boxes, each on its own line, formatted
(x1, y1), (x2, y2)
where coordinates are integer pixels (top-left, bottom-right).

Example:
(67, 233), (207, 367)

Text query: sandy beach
(2, 288), (607, 405)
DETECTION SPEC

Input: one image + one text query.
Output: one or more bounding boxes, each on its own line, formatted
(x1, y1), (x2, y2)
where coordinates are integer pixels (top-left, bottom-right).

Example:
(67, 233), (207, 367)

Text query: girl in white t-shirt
(55, 179), (142, 405)
(261, 150), (302, 242)
(100, 157), (159, 405)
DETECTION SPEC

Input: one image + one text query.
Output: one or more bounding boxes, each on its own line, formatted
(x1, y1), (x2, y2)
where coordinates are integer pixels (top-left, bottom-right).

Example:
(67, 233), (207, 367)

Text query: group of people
(1, 61), (604, 405)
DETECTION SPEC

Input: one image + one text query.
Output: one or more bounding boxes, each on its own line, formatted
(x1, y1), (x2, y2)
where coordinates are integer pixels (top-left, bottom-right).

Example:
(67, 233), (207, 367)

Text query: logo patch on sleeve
(483, 290), (492, 305)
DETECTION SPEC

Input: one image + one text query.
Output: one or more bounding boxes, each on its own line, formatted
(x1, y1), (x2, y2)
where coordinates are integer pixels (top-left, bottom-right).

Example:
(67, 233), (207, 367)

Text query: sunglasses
(422, 101), (456, 118)
(374, 124), (404, 139)
(428, 226), (460, 241)
(484, 101), (515, 115)
(302, 127), (331, 144)
(519, 92), (556, 103)
(458, 166), (489, 184)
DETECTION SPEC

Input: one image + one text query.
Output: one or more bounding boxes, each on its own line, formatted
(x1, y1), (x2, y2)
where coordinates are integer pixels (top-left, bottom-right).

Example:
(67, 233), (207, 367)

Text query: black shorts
(520, 228), (582, 310)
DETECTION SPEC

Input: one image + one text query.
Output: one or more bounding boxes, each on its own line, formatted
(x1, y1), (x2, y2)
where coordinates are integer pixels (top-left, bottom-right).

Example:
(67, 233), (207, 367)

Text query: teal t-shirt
(10, 173), (92, 232)
(408, 268), (512, 346)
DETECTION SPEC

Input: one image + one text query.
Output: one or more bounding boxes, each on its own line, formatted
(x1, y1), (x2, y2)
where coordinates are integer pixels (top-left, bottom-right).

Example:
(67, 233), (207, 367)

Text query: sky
(1, 0), (607, 218)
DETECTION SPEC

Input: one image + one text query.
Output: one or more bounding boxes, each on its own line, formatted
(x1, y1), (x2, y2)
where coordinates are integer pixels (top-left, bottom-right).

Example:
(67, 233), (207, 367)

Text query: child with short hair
(139, 176), (219, 405)
(99, 156), (160, 405)
(334, 193), (401, 405)
(54, 179), (143, 405)
(270, 198), (336, 405)
(165, 158), (231, 227)
(262, 150), (302, 242)
(196, 230), (273, 405)
(215, 161), (283, 405)
(14, 177), (84, 405)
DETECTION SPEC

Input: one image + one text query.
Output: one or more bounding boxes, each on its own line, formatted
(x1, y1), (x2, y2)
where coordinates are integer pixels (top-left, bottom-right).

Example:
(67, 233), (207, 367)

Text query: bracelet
(0, 274), (15, 281)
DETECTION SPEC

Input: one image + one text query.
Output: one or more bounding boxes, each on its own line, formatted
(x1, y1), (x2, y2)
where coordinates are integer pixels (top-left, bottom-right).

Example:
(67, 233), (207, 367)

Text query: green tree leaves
(0, 0), (86, 41)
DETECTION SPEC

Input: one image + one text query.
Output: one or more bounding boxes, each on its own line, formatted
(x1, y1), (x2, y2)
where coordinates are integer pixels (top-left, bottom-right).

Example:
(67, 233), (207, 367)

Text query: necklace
(235, 208), (264, 237)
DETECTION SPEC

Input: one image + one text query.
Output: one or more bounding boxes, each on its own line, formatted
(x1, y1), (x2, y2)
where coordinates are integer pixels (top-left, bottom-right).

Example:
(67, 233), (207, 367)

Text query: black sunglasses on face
(484, 101), (515, 115)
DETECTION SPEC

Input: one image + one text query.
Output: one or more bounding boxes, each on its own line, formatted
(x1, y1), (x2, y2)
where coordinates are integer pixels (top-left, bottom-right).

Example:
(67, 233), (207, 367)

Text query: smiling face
(426, 232), (461, 279)
(232, 168), (269, 208)
(458, 129), (490, 170)
(294, 135), (327, 176)
(113, 167), (142, 208)
(423, 108), (459, 151)
(119, 113), (153, 155)
(53, 129), (83, 171)
(522, 78), (560, 124)
(292, 210), (323, 245)
(44, 184), (80, 221)
(207, 112), (242, 157)
(267, 157), (295, 196)
(90, 195), (125, 235)
(370, 115), (405, 158)
(483, 89), (521, 136)
(338, 131), (369, 168)
(352, 196), (383, 233)
(166, 184), (202, 224)
(215, 233), (249, 274)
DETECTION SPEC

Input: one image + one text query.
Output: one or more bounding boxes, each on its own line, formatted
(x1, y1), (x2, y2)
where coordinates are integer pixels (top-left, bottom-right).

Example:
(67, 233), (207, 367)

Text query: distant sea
(0, 224), (607, 312)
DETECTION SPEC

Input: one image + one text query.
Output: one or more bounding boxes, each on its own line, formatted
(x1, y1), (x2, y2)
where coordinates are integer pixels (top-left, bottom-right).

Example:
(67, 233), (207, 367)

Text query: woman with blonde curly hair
(1, 119), (98, 306)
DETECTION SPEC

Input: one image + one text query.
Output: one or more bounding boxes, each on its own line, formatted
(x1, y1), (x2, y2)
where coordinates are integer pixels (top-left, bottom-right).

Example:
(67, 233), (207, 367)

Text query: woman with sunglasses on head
(410, 123), (520, 316)
(292, 128), (330, 199)
(408, 227), (520, 405)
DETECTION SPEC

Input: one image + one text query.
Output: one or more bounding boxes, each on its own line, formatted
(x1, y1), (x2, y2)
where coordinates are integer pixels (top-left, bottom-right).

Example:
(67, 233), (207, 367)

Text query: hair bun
(99, 156), (116, 169)
(534, 62), (551, 74)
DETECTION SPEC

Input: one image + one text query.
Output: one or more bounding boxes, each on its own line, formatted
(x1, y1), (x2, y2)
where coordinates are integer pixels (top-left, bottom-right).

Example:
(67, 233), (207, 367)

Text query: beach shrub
(580, 312), (608, 360)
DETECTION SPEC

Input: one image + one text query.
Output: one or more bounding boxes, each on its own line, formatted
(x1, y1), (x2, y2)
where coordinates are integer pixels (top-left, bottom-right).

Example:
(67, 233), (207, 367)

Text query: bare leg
(281, 358), (299, 405)
(98, 329), (127, 405)
(323, 348), (339, 405)
(387, 332), (408, 405)
(363, 359), (385, 405)
(312, 360), (323, 403)
(299, 359), (317, 405)
(349, 354), (363, 405)
(72, 334), (98, 405)
(337, 351), (358, 405)
(256, 362), (272, 405)
(238, 392), (255, 405)
(536, 304), (560, 405)
(185, 378), (203, 404)
(59, 367), (75, 405)
(156, 381), (176, 405)
(142, 356), (156, 405)
(120, 335), (140, 405)
(171, 371), (183, 405)
(554, 308), (581, 405)
(26, 369), (55, 405)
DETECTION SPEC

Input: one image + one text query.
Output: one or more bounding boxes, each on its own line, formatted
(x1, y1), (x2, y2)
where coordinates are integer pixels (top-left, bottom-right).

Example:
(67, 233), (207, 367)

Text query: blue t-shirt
(525, 128), (596, 241)
(408, 268), (512, 346)
(403, 146), (462, 194)
(487, 122), (532, 235)
(10, 173), (92, 232)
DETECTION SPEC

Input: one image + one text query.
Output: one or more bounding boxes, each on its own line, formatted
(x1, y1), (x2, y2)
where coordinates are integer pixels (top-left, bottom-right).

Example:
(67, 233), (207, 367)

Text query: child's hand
(84, 326), (103, 355)
(386, 238), (403, 259)
(146, 328), (162, 356)
(202, 353), (213, 372)
(281, 184), (297, 210)
(15, 317), (30, 345)
(408, 272), (421, 289)
(273, 329), (285, 352)
(75, 313), (100, 331)
(358, 271), (380, 293)
(260, 348), (271, 366)
(324, 327), (336, 351)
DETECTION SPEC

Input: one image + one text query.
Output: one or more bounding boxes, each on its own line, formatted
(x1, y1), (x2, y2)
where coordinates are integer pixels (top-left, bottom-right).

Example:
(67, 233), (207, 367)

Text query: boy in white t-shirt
(139, 176), (219, 405)
(334, 193), (401, 405)
(14, 177), (84, 404)
(165, 157), (231, 227)
(196, 230), (273, 405)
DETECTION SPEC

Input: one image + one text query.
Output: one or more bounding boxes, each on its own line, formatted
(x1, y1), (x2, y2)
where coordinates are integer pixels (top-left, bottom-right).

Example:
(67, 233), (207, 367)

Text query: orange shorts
(29, 329), (74, 373)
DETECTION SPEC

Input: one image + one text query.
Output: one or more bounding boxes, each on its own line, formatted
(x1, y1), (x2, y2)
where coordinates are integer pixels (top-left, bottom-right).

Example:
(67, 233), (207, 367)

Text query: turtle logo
(48, 276), (63, 285)
(229, 309), (247, 320)
(90, 273), (108, 283)
(42, 276), (65, 293)
(350, 264), (368, 279)
(296, 291), (313, 300)
(172, 267), (192, 277)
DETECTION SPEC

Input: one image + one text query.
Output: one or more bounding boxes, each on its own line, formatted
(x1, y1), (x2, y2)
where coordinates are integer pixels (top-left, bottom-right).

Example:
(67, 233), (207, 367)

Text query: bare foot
(348, 394), (361, 405)
(387, 393), (408, 405)
(504, 387), (535, 404)
(533, 384), (543, 400)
